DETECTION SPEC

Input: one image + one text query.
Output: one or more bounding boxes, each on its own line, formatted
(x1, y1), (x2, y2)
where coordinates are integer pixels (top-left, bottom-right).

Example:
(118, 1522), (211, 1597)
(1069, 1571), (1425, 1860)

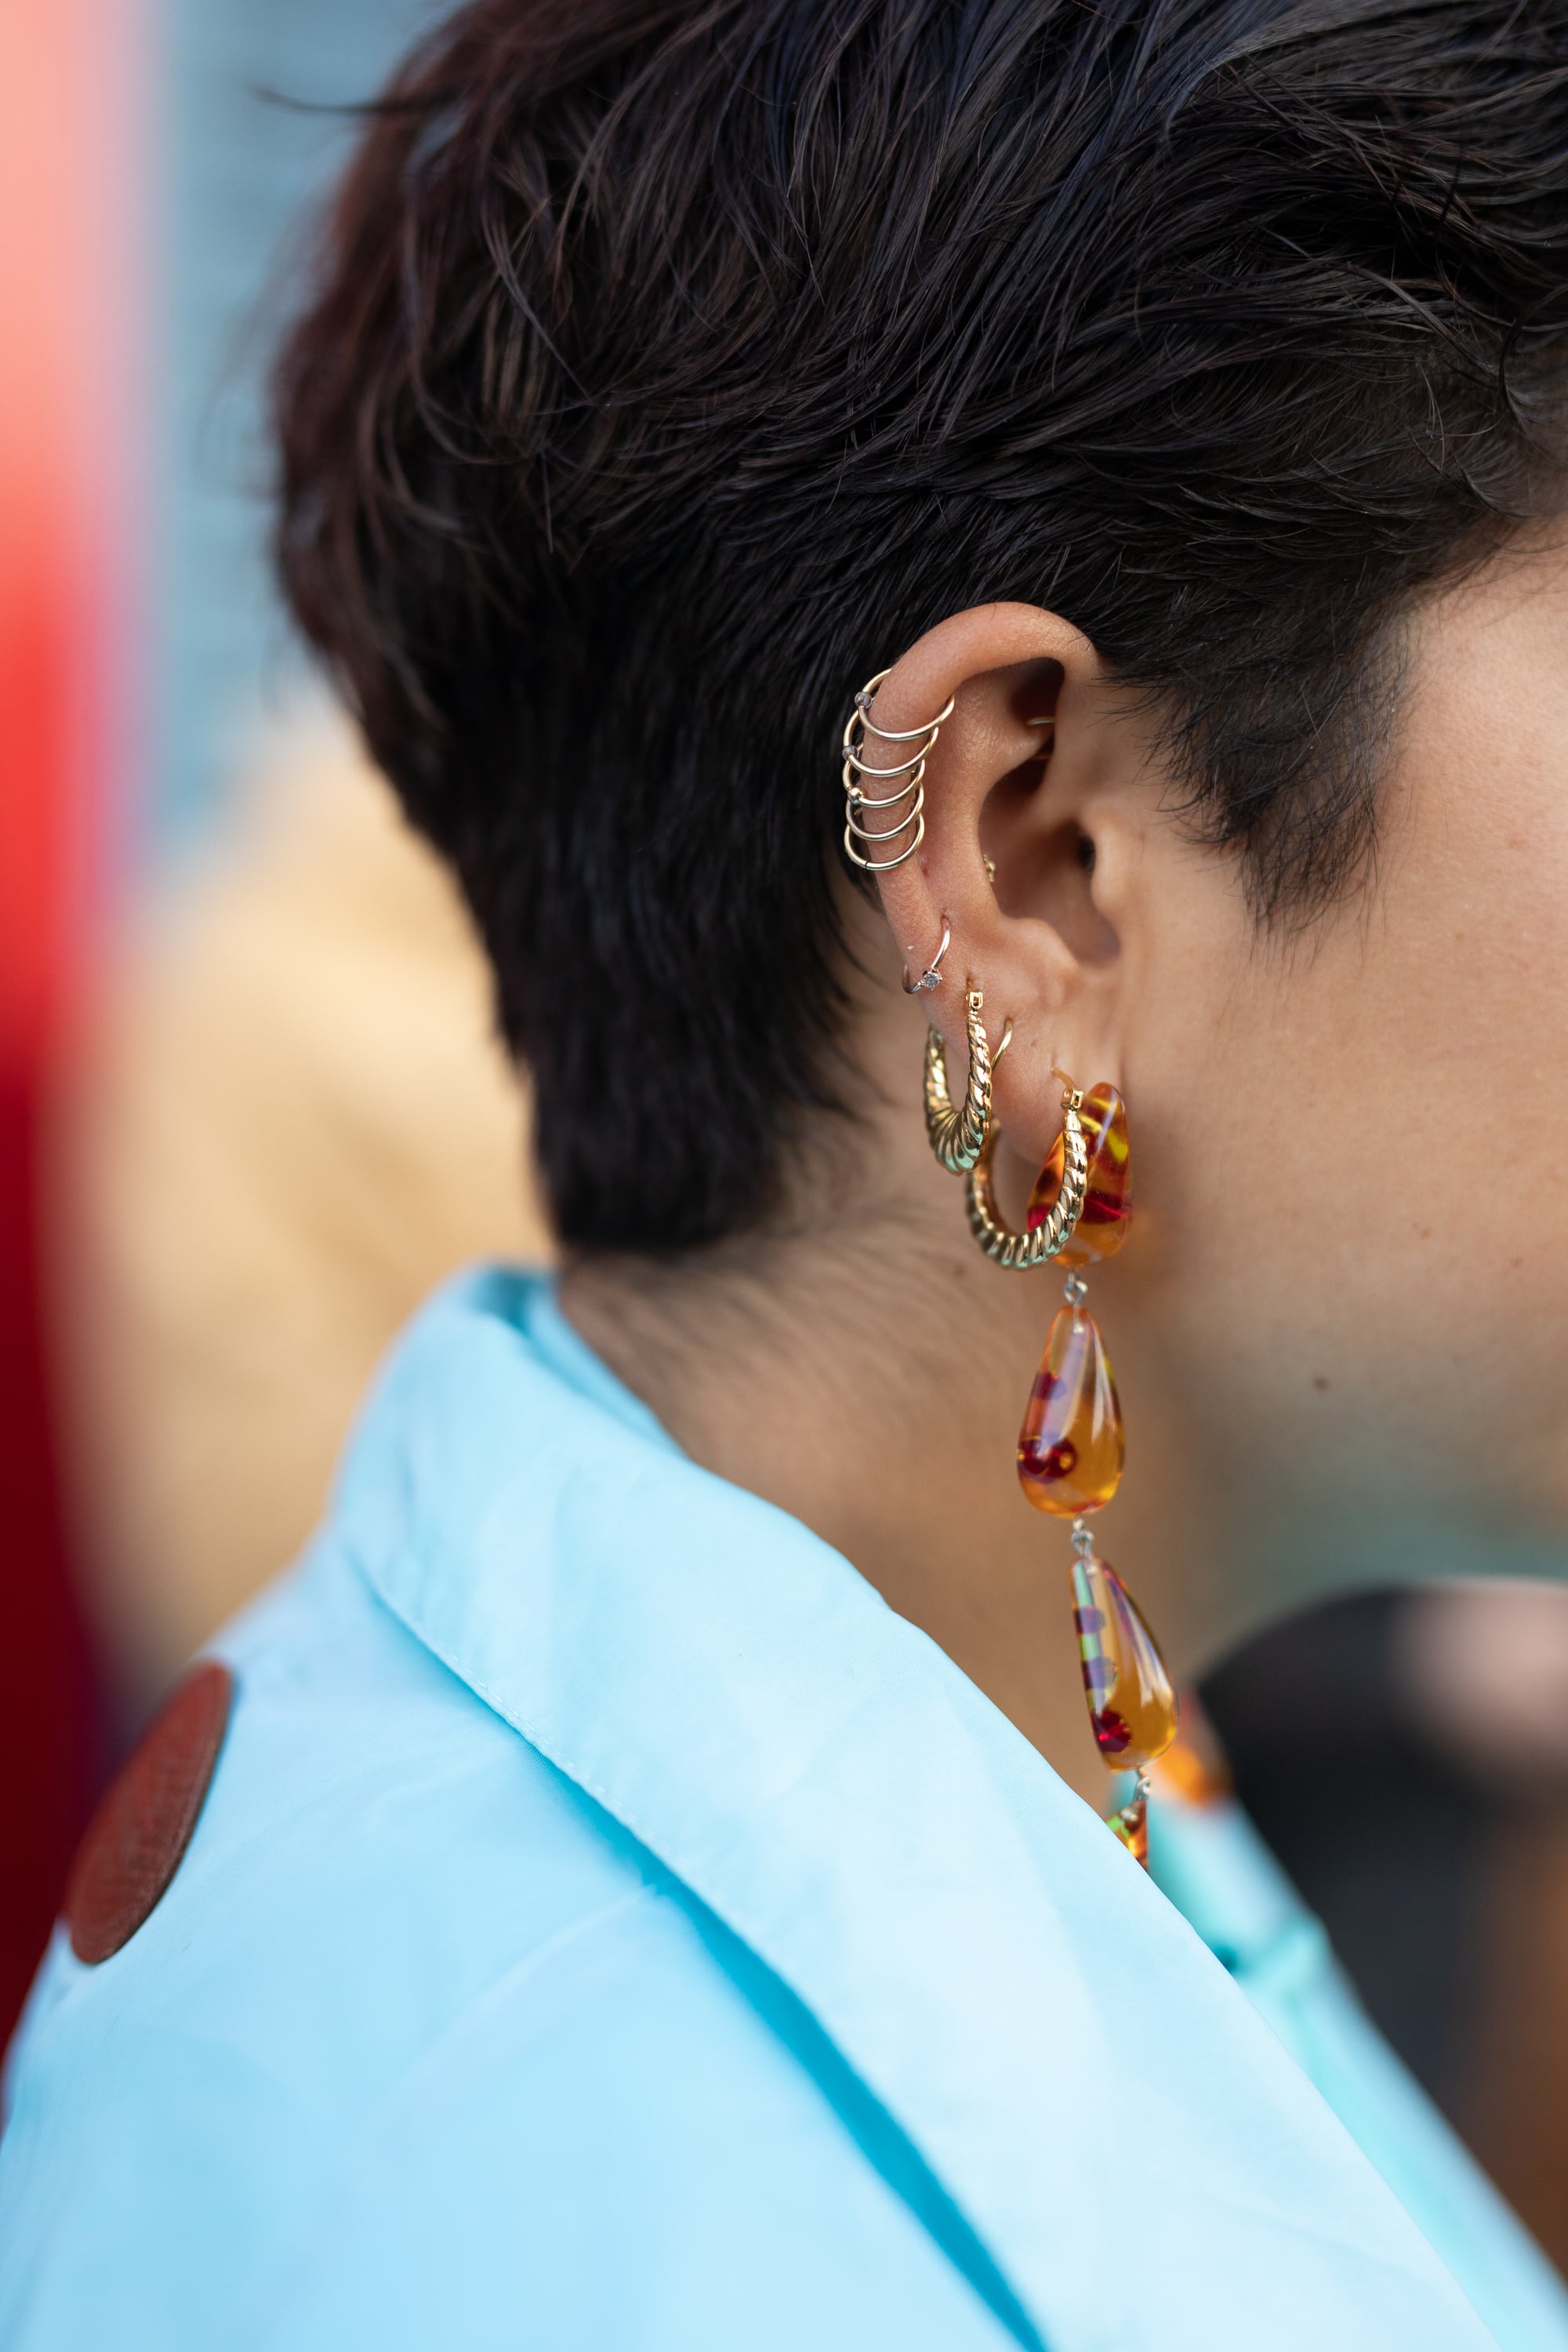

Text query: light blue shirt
(2, 1269), (1562, 2350)
(1149, 1787), (1568, 2351)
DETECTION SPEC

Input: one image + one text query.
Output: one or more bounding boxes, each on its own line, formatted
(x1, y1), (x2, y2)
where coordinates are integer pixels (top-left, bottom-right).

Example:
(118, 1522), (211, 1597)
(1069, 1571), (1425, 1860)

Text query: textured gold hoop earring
(967, 1077), (1090, 1267)
(923, 989), (996, 1173)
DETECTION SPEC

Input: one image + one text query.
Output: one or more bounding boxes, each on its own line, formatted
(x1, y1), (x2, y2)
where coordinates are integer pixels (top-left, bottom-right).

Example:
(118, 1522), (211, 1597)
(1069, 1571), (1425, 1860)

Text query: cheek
(1129, 717), (1568, 1533)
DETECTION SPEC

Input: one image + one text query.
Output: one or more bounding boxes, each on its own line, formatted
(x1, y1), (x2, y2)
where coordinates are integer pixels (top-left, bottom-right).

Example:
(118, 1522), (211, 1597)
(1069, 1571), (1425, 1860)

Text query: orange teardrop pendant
(1026, 1082), (1131, 1270)
(1107, 1792), (1149, 1866)
(1016, 1305), (1124, 1515)
(1071, 1552), (1178, 1771)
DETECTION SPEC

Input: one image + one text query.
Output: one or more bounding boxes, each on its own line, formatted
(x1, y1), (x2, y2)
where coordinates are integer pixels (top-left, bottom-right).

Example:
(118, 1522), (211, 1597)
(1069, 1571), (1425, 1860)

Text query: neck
(559, 1129), (1197, 1813)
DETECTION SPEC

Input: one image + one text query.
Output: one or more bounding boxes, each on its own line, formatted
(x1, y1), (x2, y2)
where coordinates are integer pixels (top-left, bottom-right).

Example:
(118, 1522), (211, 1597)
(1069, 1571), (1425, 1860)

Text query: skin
(564, 541), (1568, 1808)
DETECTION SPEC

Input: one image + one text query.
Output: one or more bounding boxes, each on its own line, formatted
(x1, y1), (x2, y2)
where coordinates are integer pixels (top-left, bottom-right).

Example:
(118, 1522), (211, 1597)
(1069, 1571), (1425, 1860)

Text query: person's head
(276, 0), (1568, 1657)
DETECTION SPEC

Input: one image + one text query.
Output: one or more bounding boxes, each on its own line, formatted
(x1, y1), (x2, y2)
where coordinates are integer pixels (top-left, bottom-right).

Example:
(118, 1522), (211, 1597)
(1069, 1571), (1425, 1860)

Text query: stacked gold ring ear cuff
(841, 667), (956, 873)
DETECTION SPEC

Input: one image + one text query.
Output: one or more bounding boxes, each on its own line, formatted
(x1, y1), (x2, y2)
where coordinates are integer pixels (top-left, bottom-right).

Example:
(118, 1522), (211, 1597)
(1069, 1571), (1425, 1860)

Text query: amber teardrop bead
(1071, 1553), (1178, 1772)
(1026, 1083), (1131, 1271)
(1016, 1305), (1124, 1515)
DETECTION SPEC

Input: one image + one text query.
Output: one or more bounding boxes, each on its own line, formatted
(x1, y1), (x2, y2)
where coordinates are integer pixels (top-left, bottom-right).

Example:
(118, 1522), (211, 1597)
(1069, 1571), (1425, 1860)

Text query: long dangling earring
(975, 1073), (1177, 1865)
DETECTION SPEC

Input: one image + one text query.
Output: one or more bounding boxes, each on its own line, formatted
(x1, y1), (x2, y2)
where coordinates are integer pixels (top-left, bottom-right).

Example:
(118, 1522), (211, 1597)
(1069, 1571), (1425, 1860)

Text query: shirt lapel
(339, 1270), (1497, 2352)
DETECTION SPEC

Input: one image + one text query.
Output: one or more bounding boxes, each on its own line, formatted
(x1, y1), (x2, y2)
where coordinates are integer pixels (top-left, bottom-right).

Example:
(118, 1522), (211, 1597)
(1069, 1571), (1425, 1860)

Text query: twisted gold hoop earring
(967, 1078), (1090, 1267)
(923, 989), (997, 1173)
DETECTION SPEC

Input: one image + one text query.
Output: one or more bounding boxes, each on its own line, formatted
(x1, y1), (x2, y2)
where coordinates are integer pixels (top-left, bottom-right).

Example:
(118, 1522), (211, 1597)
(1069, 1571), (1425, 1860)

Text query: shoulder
(1, 1544), (1001, 2352)
(5, 1532), (658, 2071)
(0, 1550), (657, 2334)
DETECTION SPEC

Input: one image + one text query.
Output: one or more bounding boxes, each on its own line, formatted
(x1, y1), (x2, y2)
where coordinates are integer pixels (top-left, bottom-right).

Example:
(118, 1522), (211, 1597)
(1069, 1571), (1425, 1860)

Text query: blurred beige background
(53, 717), (551, 1708)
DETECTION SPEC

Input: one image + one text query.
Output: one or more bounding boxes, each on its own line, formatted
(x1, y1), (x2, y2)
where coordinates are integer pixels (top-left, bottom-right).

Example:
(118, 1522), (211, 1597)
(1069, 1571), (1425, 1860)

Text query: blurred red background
(0, 0), (143, 2033)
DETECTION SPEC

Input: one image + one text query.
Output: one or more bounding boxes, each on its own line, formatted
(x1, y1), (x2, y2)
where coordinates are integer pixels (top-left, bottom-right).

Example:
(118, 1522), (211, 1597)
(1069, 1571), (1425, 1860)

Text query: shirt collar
(336, 1269), (1496, 2352)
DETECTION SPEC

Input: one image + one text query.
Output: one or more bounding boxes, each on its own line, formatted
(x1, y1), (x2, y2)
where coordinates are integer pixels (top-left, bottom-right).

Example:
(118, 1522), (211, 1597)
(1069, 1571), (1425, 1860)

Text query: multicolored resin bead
(1016, 1305), (1124, 1515)
(1025, 1083), (1131, 1270)
(1070, 1552), (1178, 1770)
(1107, 1793), (1149, 1867)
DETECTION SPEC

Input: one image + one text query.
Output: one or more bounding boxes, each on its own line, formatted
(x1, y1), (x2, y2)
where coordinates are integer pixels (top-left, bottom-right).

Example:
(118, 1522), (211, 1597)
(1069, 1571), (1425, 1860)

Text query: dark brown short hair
(275, 0), (1568, 1249)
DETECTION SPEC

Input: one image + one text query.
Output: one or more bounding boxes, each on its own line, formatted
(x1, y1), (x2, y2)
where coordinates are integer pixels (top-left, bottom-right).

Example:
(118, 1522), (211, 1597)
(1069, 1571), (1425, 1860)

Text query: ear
(860, 601), (1150, 1175)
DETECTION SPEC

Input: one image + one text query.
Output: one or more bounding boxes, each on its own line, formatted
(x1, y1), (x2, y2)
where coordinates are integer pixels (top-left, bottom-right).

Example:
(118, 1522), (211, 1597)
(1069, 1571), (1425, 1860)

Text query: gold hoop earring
(966, 1077), (1090, 1269)
(902, 921), (951, 996)
(923, 989), (996, 1173)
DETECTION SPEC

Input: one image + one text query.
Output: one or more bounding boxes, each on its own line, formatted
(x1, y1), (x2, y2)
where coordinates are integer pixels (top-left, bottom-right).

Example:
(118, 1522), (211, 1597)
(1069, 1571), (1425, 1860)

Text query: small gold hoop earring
(923, 989), (995, 1173)
(967, 1076), (1090, 1268)
(902, 922), (951, 996)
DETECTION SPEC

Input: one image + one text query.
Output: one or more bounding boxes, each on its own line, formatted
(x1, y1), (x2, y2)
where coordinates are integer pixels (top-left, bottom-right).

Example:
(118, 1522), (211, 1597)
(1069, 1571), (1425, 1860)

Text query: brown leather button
(66, 1659), (234, 1965)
